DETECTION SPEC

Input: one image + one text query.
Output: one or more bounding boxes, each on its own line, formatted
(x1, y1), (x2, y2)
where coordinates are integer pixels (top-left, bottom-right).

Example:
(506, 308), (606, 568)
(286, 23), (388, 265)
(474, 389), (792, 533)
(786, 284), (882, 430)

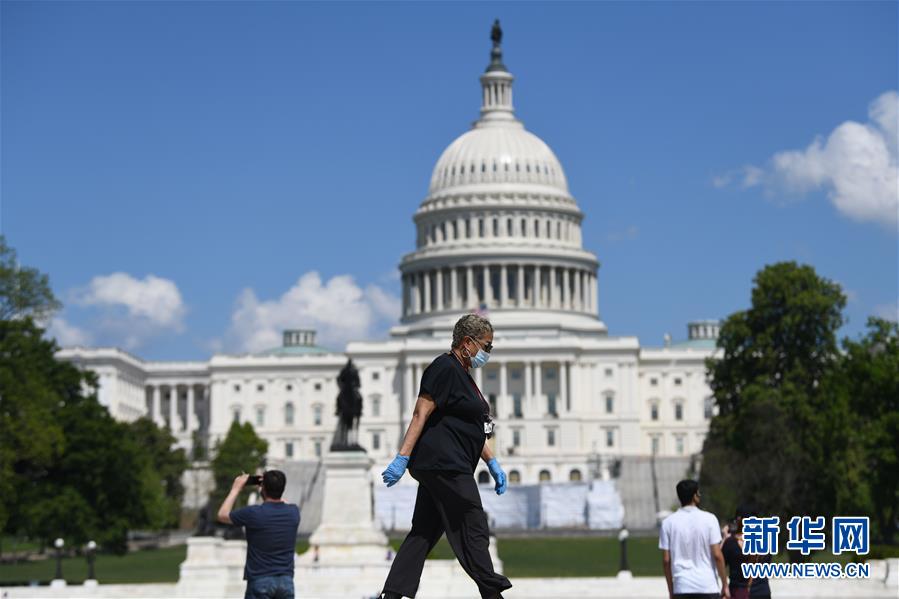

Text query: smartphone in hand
(247, 475), (262, 486)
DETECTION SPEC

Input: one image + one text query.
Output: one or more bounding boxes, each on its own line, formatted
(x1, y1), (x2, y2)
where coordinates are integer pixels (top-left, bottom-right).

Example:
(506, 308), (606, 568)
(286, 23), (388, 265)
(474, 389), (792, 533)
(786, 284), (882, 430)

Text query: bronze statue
(330, 359), (364, 451)
(491, 19), (502, 47)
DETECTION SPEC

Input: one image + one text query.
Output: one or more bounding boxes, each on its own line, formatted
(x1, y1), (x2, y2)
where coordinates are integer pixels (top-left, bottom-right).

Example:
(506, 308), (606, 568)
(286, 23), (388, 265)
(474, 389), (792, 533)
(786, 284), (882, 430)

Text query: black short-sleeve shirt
(722, 535), (772, 597)
(407, 352), (489, 474)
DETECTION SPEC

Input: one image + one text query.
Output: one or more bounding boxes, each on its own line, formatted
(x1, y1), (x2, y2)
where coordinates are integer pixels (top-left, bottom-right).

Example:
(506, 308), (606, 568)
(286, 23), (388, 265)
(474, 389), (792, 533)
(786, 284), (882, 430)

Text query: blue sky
(2, 1), (897, 360)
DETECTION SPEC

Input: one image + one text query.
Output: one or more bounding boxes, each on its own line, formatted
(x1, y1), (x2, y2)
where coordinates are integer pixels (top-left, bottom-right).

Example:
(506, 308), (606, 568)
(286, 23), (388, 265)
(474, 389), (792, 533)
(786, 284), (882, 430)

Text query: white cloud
(74, 272), (186, 330)
(874, 300), (898, 323)
(46, 317), (93, 347)
(722, 91), (899, 230)
(220, 271), (401, 354)
(68, 272), (186, 349)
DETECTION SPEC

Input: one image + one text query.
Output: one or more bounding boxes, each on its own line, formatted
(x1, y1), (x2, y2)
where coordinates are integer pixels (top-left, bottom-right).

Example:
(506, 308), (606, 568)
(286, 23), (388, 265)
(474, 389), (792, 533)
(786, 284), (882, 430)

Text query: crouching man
(218, 471), (300, 599)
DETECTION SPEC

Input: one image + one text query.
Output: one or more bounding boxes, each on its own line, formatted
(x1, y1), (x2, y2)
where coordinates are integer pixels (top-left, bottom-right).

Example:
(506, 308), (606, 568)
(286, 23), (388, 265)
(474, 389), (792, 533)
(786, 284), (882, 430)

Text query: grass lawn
(0, 545), (186, 585)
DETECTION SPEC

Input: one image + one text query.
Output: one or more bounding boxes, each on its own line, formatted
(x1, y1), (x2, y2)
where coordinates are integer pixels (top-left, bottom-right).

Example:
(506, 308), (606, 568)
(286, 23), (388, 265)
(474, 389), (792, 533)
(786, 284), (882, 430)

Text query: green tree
(209, 421), (267, 512)
(700, 261), (852, 551)
(127, 417), (189, 529)
(833, 317), (899, 544)
(0, 236), (61, 322)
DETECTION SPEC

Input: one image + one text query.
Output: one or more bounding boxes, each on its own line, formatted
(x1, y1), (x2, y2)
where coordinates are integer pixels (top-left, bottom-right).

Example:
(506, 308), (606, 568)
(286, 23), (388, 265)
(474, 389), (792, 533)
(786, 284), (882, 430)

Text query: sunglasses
(470, 337), (493, 353)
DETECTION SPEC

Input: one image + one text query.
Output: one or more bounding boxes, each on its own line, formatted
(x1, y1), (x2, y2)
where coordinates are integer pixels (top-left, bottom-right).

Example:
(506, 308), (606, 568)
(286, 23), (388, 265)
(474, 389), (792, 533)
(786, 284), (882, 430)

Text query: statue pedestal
(298, 450), (390, 564)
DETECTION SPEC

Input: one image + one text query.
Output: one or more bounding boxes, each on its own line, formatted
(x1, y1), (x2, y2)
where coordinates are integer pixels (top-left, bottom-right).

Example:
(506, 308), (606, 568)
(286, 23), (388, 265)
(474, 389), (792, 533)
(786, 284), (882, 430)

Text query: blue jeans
(245, 574), (294, 599)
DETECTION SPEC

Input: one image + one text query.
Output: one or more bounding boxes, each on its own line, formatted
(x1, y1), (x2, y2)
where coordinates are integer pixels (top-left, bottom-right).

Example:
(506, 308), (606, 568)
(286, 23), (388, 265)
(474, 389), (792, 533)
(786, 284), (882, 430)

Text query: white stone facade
(55, 37), (722, 486)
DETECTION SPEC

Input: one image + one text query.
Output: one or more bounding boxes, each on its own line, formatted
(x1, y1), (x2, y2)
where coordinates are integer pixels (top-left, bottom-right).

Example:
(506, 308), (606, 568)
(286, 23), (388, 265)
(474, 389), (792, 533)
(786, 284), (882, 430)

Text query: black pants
(382, 469), (512, 599)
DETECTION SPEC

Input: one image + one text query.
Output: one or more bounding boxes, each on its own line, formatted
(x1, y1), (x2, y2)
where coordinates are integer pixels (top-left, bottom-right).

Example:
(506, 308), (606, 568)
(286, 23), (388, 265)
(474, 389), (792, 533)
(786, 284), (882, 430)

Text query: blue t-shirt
(230, 502), (300, 580)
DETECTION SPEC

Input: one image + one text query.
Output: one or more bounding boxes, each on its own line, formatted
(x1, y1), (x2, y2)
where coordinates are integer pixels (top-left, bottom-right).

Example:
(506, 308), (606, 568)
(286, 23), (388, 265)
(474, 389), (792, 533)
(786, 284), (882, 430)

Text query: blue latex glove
(487, 458), (507, 495)
(381, 454), (409, 487)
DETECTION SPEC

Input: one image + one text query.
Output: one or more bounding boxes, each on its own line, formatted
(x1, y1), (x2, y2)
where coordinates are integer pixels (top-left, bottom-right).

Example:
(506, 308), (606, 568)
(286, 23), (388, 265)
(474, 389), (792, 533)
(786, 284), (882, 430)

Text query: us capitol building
(58, 27), (721, 493)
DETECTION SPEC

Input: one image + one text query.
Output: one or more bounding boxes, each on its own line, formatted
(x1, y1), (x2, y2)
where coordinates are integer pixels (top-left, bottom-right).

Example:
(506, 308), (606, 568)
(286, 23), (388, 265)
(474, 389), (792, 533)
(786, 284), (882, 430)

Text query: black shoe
(379, 591), (403, 599)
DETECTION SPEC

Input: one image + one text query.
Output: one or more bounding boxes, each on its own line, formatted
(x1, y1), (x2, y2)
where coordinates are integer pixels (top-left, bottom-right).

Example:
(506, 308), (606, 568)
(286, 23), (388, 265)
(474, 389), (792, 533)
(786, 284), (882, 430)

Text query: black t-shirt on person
(722, 535), (772, 597)
(407, 352), (489, 474)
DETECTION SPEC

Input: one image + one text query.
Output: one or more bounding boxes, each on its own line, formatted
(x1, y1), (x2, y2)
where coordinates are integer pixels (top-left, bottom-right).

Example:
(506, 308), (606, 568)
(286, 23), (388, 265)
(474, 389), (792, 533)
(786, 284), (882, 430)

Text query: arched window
(313, 404), (323, 426)
(674, 400), (684, 421)
(539, 469), (552, 483)
(509, 470), (521, 484)
(704, 396), (715, 419)
(477, 470), (490, 484)
(650, 400), (660, 421)
(285, 402), (294, 426)
(569, 469), (582, 482)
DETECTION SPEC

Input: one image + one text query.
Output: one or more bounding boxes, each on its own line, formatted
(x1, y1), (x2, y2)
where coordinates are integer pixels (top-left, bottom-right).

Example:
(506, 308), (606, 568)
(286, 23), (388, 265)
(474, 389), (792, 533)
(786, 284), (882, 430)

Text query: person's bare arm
(480, 442), (495, 463)
(662, 549), (673, 599)
(216, 473), (249, 524)
(712, 543), (730, 598)
(397, 394), (437, 456)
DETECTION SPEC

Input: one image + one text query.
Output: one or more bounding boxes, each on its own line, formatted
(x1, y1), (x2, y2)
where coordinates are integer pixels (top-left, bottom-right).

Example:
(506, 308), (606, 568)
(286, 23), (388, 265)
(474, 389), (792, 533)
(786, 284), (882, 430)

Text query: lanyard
(449, 352), (490, 413)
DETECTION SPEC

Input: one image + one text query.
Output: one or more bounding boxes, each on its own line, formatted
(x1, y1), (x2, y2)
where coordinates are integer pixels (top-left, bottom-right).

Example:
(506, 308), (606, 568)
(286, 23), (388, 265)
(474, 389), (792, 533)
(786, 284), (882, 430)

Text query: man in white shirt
(659, 480), (729, 599)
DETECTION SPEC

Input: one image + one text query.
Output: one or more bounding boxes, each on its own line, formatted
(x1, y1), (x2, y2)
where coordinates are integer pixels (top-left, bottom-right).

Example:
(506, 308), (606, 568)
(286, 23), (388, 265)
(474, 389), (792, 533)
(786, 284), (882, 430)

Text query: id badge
(484, 419), (495, 435)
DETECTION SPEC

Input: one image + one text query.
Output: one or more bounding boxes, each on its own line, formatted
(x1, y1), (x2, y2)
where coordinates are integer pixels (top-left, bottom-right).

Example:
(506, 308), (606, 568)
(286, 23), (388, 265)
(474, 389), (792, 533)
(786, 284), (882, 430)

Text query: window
(547, 394), (557, 416)
(606, 429), (614, 448)
(569, 469), (582, 482)
(675, 402), (684, 421)
(650, 378), (658, 386)
(704, 397), (714, 419)
(512, 429), (521, 447)
(314, 382), (322, 391)
(285, 402), (294, 426)
(488, 393), (497, 415)
(546, 368), (556, 379)
(256, 406), (265, 427)
(511, 369), (521, 380)
(234, 384), (241, 393)
(547, 429), (556, 447)
(604, 368), (613, 377)
(313, 405), (322, 426)
(512, 394), (522, 418)
(477, 471), (490, 484)
(605, 394), (614, 414)
(314, 440), (322, 458)
(372, 371), (380, 381)
(285, 442), (294, 458)
(651, 436), (660, 455)
(509, 470), (521, 484)
(675, 435), (685, 455)
(651, 403), (659, 421)
(232, 407), (241, 423)
(372, 396), (381, 418)
(257, 384), (264, 392)
(286, 384), (293, 391)
(487, 370), (497, 380)
(539, 470), (551, 483)
(372, 432), (381, 451)
(674, 377), (682, 386)
(493, 219), (499, 237)
(479, 219), (485, 237)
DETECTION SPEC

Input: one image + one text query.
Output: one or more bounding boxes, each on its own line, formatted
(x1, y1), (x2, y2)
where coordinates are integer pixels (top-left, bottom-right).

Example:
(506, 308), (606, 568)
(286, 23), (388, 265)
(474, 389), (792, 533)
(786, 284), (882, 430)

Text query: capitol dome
(428, 126), (569, 195)
(395, 20), (606, 338)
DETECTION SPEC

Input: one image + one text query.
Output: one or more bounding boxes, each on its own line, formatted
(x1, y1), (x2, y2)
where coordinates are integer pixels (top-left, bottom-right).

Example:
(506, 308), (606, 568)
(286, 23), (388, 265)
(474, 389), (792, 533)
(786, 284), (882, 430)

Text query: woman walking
(378, 314), (512, 599)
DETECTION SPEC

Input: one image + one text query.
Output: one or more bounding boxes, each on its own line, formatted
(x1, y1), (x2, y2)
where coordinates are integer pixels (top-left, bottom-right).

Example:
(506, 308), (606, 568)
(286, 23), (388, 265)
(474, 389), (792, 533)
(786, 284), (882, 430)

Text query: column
(561, 362), (569, 413)
(187, 384), (197, 432)
(524, 362), (533, 417)
(474, 367), (483, 389)
(499, 361), (508, 418)
(517, 264), (524, 307)
(549, 267), (558, 309)
(592, 273), (599, 313)
(450, 267), (458, 310)
(411, 273), (421, 315)
(435, 268), (444, 311)
(168, 384), (178, 430)
(403, 275), (411, 316)
(466, 265), (475, 309)
(534, 266), (542, 308)
(423, 270), (431, 312)
(457, 216), (465, 240)
(499, 264), (508, 308)
(534, 362), (543, 413)
(150, 385), (162, 424)
(562, 268), (570, 310)
(483, 265), (493, 308)
(574, 270), (582, 311)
